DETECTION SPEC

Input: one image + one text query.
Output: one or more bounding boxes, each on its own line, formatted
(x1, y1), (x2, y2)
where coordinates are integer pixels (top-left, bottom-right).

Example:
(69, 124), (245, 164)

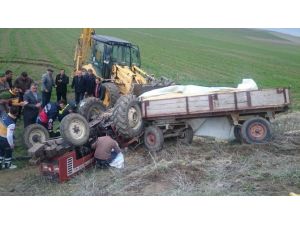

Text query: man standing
(14, 72), (34, 116)
(95, 77), (106, 101)
(55, 69), (69, 102)
(14, 72), (33, 101)
(0, 106), (19, 169)
(71, 70), (86, 105)
(84, 69), (96, 97)
(23, 83), (42, 128)
(5, 70), (13, 89)
(91, 136), (123, 168)
(41, 68), (55, 107)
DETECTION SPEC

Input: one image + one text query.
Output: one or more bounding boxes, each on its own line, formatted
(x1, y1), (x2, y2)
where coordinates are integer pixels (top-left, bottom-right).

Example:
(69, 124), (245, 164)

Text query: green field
(1, 29), (299, 121)
(0, 28), (300, 108)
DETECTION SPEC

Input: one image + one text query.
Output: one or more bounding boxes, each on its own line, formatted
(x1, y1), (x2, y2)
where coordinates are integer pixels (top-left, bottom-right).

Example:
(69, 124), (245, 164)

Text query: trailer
(112, 85), (291, 151)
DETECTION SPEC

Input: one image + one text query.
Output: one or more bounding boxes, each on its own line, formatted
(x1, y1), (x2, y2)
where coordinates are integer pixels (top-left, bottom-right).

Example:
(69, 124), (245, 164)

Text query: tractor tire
(112, 94), (144, 139)
(178, 126), (194, 144)
(234, 126), (242, 142)
(60, 113), (90, 146)
(144, 126), (164, 152)
(78, 97), (106, 121)
(24, 124), (50, 149)
(241, 117), (272, 144)
(102, 82), (120, 108)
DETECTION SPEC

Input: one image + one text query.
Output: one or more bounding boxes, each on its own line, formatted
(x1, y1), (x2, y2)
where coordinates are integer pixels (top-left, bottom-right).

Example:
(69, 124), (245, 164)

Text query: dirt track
(1, 113), (300, 196)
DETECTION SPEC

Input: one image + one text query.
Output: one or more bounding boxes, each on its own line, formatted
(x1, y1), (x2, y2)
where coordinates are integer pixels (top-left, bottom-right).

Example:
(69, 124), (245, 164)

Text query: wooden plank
(251, 90), (285, 106)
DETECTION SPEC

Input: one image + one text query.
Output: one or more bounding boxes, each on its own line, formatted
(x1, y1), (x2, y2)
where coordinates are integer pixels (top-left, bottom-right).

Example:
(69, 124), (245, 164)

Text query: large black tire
(241, 117), (272, 144)
(78, 97), (106, 121)
(234, 126), (242, 142)
(144, 126), (164, 152)
(102, 82), (120, 108)
(112, 94), (144, 139)
(178, 126), (194, 144)
(60, 113), (90, 146)
(24, 124), (50, 148)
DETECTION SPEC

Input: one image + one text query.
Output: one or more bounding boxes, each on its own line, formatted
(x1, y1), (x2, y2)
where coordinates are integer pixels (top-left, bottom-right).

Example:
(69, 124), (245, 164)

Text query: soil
(1, 112), (300, 196)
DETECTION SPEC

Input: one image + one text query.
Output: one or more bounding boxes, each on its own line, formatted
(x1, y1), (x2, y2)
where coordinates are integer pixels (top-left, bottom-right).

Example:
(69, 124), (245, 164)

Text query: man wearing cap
(41, 68), (55, 107)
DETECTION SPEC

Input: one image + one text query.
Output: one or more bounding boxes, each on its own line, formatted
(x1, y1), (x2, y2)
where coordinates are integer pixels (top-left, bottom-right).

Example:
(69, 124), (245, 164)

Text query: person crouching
(91, 136), (122, 169)
(36, 102), (59, 137)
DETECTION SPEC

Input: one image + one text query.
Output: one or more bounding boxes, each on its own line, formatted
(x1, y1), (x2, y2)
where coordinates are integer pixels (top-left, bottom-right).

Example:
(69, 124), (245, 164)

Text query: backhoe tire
(178, 126), (194, 145)
(102, 82), (120, 108)
(112, 94), (144, 139)
(144, 126), (164, 152)
(60, 113), (90, 146)
(78, 97), (106, 121)
(241, 117), (272, 144)
(24, 124), (50, 149)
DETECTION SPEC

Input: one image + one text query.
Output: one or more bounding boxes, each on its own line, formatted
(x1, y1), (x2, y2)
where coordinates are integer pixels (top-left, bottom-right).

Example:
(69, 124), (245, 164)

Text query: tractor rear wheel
(24, 124), (50, 148)
(144, 126), (164, 152)
(112, 94), (144, 139)
(78, 97), (106, 121)
(241, 117), (272, 144)
(60, 113), (90, 146)
(102, 83), (120, 108)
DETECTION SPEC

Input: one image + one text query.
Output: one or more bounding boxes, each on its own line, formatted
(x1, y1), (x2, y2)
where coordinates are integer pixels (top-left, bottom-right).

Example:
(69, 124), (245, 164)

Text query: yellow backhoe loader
(74, 28), (174, 108)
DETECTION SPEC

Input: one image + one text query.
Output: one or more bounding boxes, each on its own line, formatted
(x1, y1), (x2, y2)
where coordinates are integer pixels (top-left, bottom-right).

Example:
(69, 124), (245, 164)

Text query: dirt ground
(1, 112), (300, 196)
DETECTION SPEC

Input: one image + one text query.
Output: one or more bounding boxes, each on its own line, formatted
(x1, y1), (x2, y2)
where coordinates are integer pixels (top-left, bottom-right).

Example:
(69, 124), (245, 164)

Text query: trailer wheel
(102, 82), (120, 108)
(60, 113), (90, 146)
(241, 117), (272, 144)
(112, 94), (144, 139)
(144, 126), (164, 152)
(234, 126), (242, 142)
(24, 124), (50, 148)
(178, 126), (194, 144)
(78, 97), (106, 121)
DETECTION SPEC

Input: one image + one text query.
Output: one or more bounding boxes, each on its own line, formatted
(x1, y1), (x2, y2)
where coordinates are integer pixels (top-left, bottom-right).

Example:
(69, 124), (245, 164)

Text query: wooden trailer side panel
(141, 88), (290, 118)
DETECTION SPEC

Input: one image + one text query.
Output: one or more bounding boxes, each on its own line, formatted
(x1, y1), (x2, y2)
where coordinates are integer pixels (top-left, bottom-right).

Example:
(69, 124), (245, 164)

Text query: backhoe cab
(74, 29), (173, 108)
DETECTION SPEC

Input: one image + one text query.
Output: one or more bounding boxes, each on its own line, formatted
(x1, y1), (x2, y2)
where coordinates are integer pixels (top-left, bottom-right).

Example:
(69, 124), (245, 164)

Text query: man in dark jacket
(84, 69), (96, 97)
(5, 70), (13, 89)
(55, 69), (69, 102)
(23, 83), (42, 128)
(94, 77), (106, 101)
(71, 70), (86, 105)
(13, 72), (33, 116)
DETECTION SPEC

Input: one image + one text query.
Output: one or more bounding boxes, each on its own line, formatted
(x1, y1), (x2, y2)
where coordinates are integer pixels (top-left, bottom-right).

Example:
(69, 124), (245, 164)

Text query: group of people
(0, 68), (119, 170)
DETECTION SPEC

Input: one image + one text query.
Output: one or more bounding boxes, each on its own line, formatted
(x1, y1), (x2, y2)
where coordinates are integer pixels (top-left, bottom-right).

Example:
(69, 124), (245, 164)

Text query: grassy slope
(0, 28), (299, 106)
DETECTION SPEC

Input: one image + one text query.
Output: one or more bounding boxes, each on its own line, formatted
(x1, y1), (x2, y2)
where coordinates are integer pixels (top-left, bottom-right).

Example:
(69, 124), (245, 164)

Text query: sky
(266, 28), (300, 37)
